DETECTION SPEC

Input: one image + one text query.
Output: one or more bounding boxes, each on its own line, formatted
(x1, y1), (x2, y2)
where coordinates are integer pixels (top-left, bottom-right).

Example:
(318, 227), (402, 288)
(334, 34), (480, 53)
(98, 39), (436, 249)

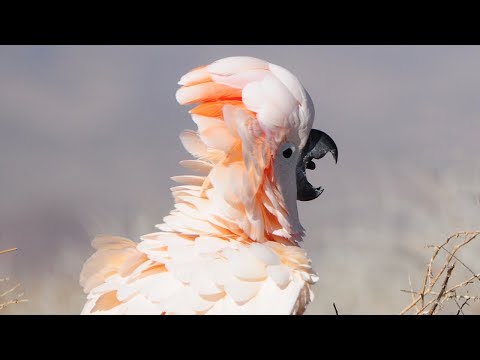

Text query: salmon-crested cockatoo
(80, 56), (338, 315)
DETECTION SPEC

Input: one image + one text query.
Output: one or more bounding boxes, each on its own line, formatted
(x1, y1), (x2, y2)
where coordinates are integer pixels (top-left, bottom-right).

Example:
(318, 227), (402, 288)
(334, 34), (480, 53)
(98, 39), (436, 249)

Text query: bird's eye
(283, 148), (293, 158)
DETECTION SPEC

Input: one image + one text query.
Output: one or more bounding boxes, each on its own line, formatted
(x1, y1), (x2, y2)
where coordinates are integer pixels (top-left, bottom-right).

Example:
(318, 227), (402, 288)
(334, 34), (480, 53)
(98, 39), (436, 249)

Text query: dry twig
(0, 248), (17, 255)
(333, 302), (339, 315)
(400, 231), (480, 315)
(1, 247), (27, 311)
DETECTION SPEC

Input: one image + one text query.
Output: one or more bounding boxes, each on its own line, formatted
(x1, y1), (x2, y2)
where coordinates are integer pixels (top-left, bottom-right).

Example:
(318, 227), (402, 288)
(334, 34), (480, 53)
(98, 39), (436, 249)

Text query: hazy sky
(1, 46), (479, 314)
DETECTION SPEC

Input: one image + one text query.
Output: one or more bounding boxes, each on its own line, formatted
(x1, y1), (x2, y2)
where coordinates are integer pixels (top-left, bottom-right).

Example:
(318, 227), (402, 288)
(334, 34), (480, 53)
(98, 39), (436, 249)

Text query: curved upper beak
(296, 129), (338, 201)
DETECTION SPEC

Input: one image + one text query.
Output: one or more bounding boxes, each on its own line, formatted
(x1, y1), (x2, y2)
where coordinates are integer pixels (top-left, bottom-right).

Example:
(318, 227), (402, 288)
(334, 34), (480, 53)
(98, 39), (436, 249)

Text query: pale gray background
(1, 45), (480, 314)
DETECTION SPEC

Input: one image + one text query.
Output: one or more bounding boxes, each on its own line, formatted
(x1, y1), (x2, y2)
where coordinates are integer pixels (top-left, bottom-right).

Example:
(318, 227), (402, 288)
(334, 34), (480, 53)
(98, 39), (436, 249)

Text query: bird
(79, 56), (338, 315)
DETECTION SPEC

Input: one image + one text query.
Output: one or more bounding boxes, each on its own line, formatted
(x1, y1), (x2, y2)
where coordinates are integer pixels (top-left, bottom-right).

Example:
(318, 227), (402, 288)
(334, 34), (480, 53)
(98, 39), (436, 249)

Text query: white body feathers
(80, 57), (319, 315)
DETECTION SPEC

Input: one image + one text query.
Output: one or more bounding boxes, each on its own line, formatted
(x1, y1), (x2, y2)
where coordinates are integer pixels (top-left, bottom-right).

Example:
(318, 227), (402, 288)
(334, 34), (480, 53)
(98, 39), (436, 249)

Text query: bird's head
(174, 57), (338, 244)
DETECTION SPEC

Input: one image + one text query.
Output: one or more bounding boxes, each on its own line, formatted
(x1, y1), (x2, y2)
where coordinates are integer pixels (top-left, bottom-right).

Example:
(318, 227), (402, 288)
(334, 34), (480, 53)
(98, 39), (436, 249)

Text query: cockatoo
(80, 56), (338, 315)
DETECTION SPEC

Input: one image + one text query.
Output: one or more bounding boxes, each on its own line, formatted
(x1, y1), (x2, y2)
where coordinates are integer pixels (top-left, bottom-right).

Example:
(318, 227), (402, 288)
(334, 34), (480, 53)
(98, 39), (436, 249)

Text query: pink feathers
(171, 56), (315, 243)
(80, 57), (319, 315)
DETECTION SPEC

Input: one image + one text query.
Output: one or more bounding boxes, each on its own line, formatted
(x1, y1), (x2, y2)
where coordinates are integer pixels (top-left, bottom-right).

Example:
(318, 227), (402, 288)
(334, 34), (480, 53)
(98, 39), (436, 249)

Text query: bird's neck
(159, 161), (304, 245)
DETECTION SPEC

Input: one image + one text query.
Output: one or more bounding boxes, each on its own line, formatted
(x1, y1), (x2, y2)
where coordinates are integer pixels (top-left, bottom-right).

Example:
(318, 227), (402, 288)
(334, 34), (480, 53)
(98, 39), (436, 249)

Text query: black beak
(296, 129), (338, 201)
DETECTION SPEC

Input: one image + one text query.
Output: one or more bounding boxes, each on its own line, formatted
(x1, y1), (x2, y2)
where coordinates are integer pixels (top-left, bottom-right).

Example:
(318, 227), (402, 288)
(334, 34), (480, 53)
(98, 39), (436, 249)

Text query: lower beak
(296, 129), (338, 201)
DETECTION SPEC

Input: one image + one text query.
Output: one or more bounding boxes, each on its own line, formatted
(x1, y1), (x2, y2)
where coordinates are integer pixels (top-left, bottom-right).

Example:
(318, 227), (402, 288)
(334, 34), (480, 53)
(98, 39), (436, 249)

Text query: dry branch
(0, 248), (17, 255)
(1, 247), (27, 312)
(400, 231), (480, 315)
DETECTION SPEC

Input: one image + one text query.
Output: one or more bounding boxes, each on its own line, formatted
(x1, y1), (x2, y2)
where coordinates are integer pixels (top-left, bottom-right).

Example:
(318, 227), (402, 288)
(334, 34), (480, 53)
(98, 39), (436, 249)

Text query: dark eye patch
(283, 148), (293, 158)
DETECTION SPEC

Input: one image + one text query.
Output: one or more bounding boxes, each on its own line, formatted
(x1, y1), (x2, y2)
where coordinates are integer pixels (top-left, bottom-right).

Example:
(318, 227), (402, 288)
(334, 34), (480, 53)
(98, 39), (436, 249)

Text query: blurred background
(1, 45), (479, 314)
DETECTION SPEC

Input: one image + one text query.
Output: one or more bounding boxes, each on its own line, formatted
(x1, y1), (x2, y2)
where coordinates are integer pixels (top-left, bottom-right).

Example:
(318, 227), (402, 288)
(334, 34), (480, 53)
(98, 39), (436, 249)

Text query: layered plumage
(80, 57), (322, 315)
